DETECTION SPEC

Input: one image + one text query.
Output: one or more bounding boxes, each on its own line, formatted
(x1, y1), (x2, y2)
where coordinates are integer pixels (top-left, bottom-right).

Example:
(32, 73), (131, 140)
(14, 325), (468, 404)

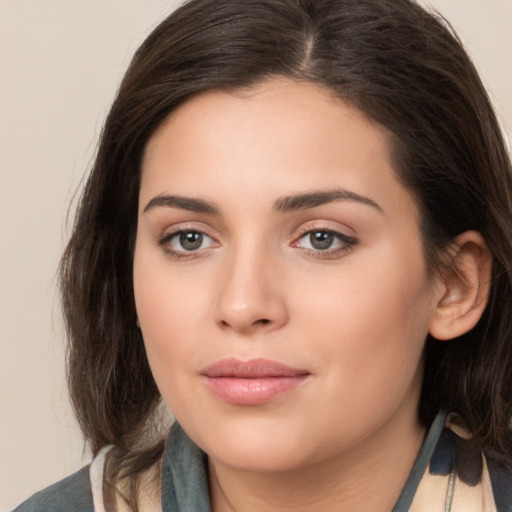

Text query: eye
(159, 229), (218, 256)
(292, 228), (357, 257)
(304, 231), (337, 250)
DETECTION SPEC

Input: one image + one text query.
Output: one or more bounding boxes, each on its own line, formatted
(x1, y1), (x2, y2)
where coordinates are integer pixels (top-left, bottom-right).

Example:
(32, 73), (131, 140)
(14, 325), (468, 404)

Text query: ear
(429, 231), (492, 341)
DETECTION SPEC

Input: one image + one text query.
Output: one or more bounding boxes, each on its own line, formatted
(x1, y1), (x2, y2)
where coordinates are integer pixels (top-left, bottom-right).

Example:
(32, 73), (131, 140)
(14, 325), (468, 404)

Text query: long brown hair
(60, 0), (512, 507)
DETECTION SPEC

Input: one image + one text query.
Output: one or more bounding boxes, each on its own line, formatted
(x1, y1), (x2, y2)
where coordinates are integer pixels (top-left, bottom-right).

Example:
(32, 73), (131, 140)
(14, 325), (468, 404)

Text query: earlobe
(428, 231), (492, 341)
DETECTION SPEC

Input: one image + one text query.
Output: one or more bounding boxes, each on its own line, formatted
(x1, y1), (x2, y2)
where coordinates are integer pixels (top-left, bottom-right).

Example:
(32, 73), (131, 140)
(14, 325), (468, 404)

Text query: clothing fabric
(13, 412), (512, 512)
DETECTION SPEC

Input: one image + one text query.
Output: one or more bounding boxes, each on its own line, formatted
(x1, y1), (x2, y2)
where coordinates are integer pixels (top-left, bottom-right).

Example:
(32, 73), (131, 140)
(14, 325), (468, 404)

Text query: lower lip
(203, 375), (309, 405)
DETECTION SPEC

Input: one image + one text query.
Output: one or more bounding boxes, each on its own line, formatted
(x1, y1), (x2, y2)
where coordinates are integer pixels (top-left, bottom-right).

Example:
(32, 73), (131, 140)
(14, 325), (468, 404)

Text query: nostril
(218, 317), (272, 331)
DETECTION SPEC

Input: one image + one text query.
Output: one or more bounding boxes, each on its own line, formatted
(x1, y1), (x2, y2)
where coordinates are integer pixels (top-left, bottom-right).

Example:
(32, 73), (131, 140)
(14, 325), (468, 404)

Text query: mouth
(200, 358), (310, 405)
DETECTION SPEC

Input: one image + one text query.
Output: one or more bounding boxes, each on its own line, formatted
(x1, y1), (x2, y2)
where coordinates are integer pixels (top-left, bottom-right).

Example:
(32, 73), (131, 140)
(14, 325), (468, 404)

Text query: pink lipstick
(201, 358), (310, 405)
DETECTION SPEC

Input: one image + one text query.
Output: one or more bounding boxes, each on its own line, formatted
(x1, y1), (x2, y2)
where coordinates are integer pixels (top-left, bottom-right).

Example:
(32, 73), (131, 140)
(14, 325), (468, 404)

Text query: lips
(201, 358), (310, 405)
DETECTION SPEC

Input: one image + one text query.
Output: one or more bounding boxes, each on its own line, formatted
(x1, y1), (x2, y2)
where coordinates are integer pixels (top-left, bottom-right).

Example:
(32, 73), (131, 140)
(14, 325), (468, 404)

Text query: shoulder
(12, 466), (94, 512)
(443, 414), (512, 511)
(487, 456), (512, 512)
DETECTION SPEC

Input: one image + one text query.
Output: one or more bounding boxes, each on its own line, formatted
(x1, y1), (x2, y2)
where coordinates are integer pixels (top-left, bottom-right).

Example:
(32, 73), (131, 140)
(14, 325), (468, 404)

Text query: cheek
(298, 244), (430, 334)
(294, 244), (432, 399)
(133, 248), (206, 390)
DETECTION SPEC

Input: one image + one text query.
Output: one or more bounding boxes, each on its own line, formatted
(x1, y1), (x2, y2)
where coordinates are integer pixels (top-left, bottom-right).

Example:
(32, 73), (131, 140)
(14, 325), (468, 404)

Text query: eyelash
(291, 226), (357, 259)
(158, 226), (357, 260)
(158, 228), (219, 260)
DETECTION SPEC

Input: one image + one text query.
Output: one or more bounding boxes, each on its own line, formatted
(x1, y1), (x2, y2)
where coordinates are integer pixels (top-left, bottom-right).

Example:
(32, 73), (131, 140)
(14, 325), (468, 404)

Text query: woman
(15, 0), (512, 510)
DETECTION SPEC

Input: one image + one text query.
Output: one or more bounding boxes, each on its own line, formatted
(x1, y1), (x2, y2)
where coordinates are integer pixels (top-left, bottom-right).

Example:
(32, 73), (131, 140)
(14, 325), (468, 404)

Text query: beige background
(1, 1), (510, 509)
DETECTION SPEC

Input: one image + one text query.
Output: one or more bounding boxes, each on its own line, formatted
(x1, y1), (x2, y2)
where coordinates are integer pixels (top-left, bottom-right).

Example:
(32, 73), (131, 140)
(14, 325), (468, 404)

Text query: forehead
(146, 79), (386, 155)
(140, 78), (416, 220)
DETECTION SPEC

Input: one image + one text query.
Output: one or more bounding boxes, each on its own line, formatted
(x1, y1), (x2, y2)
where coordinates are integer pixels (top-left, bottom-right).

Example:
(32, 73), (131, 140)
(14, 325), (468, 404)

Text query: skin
(133, 79), (459, 511)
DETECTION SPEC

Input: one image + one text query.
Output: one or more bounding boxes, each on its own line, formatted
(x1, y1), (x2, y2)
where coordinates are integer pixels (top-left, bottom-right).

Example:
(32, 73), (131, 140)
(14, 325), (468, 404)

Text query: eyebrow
(143, 194), (220, 215)
(143, 188), (382, 215)
(273, 189), (382, 213)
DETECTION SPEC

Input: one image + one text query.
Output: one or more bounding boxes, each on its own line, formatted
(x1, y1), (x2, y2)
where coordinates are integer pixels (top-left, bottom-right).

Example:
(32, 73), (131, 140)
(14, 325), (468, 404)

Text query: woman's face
(134, 79), (440, 473)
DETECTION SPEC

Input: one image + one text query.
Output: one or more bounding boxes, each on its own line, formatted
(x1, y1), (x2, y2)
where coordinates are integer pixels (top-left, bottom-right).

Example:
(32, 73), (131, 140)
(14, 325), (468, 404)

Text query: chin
(209, 440), (308, 473)
(190, 416), (315, 473)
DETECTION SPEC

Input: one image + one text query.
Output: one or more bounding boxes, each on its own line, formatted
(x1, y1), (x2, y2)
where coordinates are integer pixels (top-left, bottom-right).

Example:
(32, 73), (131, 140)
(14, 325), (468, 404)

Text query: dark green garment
(13, 412), (512, 512)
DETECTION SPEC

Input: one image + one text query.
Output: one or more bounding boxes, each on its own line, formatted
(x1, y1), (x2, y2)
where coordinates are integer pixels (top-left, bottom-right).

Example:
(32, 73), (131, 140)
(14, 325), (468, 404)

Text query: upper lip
(201, 358), (309, 378)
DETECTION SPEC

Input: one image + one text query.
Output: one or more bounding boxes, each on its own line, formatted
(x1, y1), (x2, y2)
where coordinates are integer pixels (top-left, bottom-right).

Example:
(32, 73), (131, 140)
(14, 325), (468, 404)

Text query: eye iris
(310, 231), (334, 250)
(180, 232), (203, 251)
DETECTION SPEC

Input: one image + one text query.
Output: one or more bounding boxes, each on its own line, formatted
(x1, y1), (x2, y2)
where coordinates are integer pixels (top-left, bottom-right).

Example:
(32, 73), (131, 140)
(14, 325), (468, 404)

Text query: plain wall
(1, 1), (510, 509)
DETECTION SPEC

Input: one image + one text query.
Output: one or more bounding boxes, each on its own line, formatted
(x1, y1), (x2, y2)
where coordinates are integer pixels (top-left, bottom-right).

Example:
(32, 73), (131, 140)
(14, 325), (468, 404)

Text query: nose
(215, 246), (288, 335)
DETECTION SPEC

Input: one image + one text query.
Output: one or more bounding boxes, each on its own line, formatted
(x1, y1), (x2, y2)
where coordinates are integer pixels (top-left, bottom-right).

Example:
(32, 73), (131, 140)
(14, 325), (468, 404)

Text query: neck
(208, 407), (426, 512)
